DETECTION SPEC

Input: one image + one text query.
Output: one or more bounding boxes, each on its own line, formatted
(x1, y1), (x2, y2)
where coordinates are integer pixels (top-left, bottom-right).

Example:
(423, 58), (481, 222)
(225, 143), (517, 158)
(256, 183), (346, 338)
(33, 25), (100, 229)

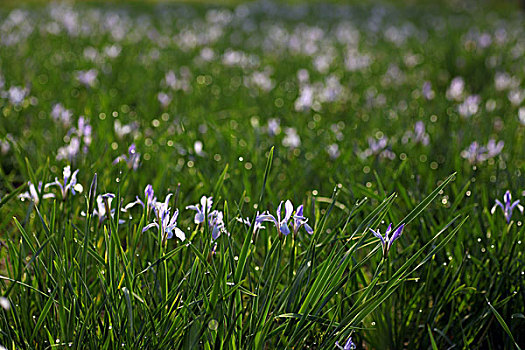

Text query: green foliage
(0, 1), (524, 349)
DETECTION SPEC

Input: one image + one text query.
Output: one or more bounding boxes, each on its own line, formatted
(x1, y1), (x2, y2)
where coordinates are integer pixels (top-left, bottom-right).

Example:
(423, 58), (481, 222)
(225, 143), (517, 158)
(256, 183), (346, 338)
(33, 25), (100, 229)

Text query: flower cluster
(461, 140), (504, 164)
(186, 196), (228, 240)
(361, 136), (396, 160)
(255, 200), (313, 237)
(19, 165), (82, 203)
(143, 193), (185, 242)
(56, 117), (92, 161)
(51, 103), (73, 127)
(113, 144), (141, 171)
(402, 121), (430, 146)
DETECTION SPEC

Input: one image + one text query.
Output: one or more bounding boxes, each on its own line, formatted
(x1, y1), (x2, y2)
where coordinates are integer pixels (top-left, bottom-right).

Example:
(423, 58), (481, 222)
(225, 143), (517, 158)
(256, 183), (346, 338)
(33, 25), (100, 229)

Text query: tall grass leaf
(486, 298), (522, 350)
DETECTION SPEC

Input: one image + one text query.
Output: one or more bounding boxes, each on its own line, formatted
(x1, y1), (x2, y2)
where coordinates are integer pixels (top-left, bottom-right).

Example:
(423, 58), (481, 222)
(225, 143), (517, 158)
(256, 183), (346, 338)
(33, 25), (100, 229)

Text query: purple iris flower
(237, 214), (265, 233)
(144, 185), (154, 202)
(326, 144), (340, 160)
(461, 140), (504, 164)
(51, 103), (73, 127)
(57, 117), (92, 161)
(491, 190), (523, 223)
(96, 193), (124, 224)
(19, 181), (55, 205)
(81, 193), (124, 224)
(369, 223), (404, 257)
(486, 139), (504, 158)
(76, 69), (98, 88)
(461, 142), (486, 164)
(256, 200), (294, 235)
(267, 118), (281, 136)
(413, 121), (430, 146)
(208, 210), (227, 240)
(113, 144), (140, 170)
(5, 86), (29, 106)
(186, 196), (228, 240)
(186, 196), (213, 224)
(143, 194), (185, 241)
(361, 137), (395, 160)
(123, 184), (157, 213)
(292, 204), (314, 236)
(422, 81), (435, 100)
(458, 95), (481, 118)
(336, 336), (356, 350)
(45, 165), (82, 200)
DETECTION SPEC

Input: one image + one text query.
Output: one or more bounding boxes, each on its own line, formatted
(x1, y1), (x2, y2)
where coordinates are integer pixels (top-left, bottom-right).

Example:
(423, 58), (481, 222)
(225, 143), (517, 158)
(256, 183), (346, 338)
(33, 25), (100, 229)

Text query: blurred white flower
(0, 297), (10, 310)
(76, 69), (98, 88)
(446, 77), (464, 101)
(282, 128), (301, 149)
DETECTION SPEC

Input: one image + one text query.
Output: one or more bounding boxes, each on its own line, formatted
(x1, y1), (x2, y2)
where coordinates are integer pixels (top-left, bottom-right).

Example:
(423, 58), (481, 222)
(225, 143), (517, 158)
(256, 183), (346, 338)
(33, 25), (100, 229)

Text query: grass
(0, 1), (524, 349)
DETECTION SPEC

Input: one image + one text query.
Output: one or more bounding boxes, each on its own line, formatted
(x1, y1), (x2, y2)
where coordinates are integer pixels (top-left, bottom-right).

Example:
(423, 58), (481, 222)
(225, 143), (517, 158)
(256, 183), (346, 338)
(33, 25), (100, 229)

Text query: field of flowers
(0, 1), (524, 349)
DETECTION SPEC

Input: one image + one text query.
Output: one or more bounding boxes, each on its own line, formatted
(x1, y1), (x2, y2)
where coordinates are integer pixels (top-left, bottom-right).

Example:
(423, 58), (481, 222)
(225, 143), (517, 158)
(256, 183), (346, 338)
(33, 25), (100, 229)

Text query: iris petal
(142, 222), (159, 233)
(369, 228), (385, 245)
(284, 200), (294, 223)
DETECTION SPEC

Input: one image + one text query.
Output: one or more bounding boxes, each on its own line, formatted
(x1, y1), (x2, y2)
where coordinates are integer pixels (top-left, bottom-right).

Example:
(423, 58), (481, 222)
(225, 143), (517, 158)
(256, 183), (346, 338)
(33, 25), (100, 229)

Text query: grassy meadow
(0, 1), (524, 349)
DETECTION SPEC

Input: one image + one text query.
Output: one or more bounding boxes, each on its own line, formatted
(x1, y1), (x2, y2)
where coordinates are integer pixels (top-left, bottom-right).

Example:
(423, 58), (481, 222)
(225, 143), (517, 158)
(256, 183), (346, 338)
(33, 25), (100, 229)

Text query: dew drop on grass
(208, 319), (219, 331)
